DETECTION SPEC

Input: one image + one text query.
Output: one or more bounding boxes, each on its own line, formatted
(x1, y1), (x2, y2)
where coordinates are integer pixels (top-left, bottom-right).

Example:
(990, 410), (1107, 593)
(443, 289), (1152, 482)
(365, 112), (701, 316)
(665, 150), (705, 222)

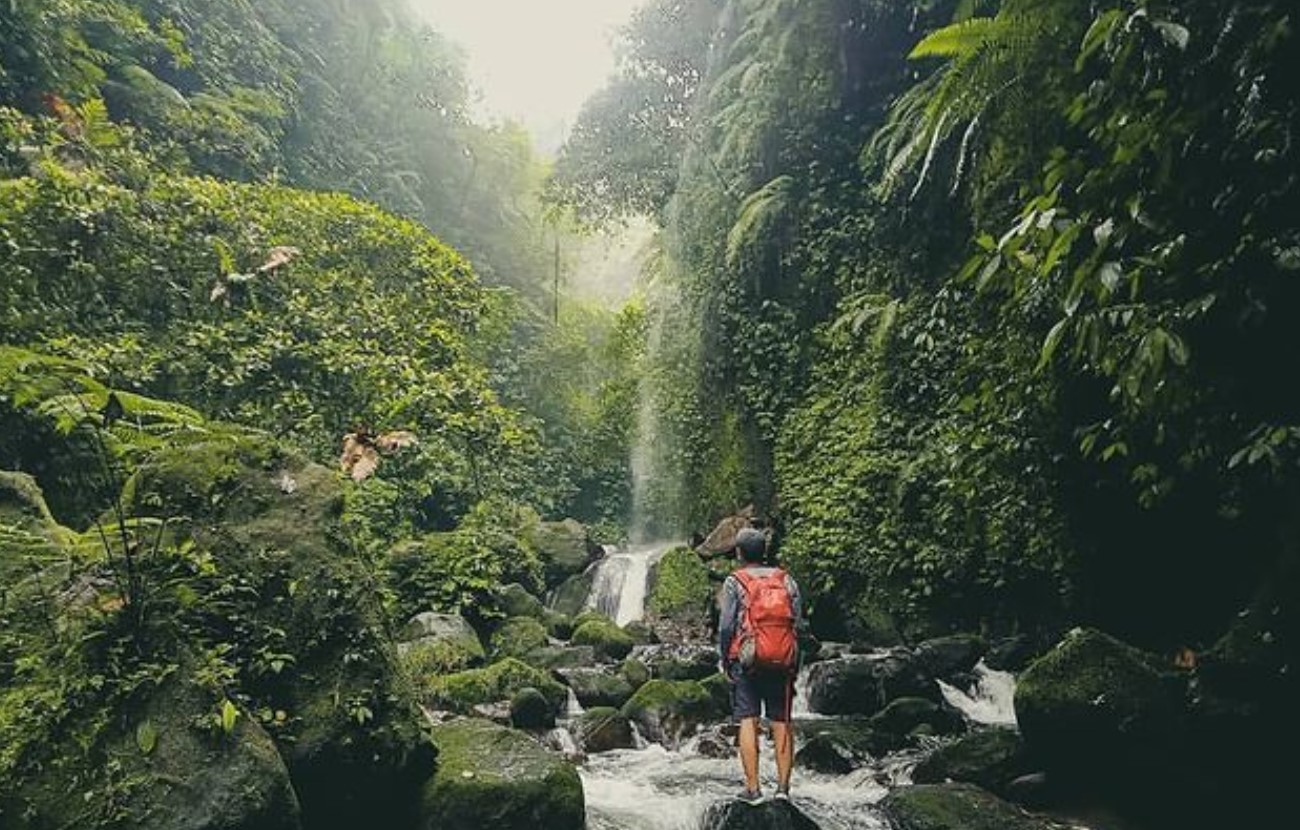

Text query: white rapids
(585, 543), (672, 626)
(937, 659), (1019, 728)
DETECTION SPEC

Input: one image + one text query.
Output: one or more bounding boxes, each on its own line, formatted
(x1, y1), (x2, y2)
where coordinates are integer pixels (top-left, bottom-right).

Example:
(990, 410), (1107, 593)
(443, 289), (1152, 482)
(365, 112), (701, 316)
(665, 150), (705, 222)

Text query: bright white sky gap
(410, 0), (644, 148)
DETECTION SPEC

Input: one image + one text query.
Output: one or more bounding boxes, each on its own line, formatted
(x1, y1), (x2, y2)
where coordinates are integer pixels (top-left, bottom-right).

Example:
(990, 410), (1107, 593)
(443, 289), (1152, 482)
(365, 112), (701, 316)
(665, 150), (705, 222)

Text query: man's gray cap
(736, 527), (767, 558)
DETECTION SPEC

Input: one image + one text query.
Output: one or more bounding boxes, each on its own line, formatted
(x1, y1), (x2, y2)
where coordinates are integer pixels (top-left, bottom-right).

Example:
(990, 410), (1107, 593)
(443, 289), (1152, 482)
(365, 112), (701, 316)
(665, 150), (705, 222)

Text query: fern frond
(910, 18), (1003, 60)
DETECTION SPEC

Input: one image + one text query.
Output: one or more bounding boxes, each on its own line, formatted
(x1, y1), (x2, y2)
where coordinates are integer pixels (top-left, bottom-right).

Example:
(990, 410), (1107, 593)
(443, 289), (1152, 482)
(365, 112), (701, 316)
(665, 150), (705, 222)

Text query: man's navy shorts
(728, 664), (796, 722)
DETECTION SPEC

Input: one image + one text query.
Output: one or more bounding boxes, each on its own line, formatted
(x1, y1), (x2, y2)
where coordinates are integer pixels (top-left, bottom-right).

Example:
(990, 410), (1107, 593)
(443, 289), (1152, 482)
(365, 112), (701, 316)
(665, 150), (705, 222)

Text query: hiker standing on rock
(718, 527), (803, 804)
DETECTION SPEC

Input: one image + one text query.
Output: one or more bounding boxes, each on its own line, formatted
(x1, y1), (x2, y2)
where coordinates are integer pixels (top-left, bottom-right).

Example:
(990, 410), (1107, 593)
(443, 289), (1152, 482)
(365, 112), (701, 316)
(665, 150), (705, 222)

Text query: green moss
(544, 610), (575, 640)
(427, 658), (567, 715)
(498, 583), (546, 619)
(571, 619), (635, 661)
(551, 573), (594, 618)
(912, 728), (1029, 794)
(619, 658), (651, 690)
(400, 637), (485, 679)
(620, 679), (721, 744)
(423, 719), (584, 830)
(882, 782), (1052, 830)
(490, 617), (549, 659)
(648, 546), (712, 622)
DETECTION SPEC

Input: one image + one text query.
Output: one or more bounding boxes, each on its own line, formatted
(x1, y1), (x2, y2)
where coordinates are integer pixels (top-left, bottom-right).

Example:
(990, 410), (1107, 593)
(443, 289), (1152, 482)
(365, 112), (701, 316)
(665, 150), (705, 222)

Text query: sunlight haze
(410, 0), (643, 150)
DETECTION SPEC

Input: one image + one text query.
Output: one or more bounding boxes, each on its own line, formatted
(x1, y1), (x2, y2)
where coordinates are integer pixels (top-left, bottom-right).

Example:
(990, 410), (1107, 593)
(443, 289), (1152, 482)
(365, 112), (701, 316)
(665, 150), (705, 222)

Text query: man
(718, 527), (802, 804)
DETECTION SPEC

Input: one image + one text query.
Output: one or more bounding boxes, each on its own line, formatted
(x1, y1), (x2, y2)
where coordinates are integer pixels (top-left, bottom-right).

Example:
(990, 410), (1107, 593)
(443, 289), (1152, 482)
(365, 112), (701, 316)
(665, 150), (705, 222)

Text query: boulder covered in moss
(521, 645), (597, 670)
(795, 719), (897, 773)
(490, 616), (550, 660)
(881, 782), (1061, 830)
(3, 680), (301, 830)
(572, 618), (636, 661)
(914, 634), (989, 682)
(619, 658), (651, 690)
(527, 518), (599, 588)
(549, 571), (595, 618)
(422, 719), (584, 830)
(637, 643), (719, 681)
(868, 697), (964, 740)
(0, 471), (77, 586)
(621, 679), (723, 746)
(497, 583), (546, 620)
(913, 728), (1034, 797)
(572, 707), (636, 754)
(124, 435), (433, 829)
(509, 687), (555, 730)
(558, 668), (635, 709)
(427, 658), (567, 716)
(804, 650), (937, 716)
(647, 546), (712, 623)
(1014, 629), (1184, 776)
(397, 612), (485, 676)
(544, 610), (575, 640)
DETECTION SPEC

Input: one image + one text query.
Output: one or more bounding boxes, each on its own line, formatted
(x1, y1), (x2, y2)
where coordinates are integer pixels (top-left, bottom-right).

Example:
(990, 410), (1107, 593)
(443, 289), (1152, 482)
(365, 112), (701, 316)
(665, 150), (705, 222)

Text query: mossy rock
(497, 583), (546, 620)
(619, 658), (651, 691)
(621, 679), (722, 746)
(571, 619), (635, 661)
(3, 679), (301, 830)
(423, 719), (584, 830)
(869, 697), (964, 739)
(913, 728), (1033, 796)
(0, 472), (77, 584)
(1014, 629), (1184, 774)
(915, 634), (989, 681)
(520, 645), (597, 670)
(550, 572), (594, 618)
(558, 668), (635, 709)
(622, 620), (655, 645)
(700, 799), (820, 829)
(572, 609), (613, 630)
(544, 610), (575, 640)
(881, 782), (1061, 830)
(397, 612), (485, 677)
(509, 687), (555, 730)
(572, 707), (636, 753)
(427, 658), (567, 716)
(795, 718), (898, 773)
(526, 518), (596, 588)
(490, 617), (550, 660)
(647, 546), (712, 622)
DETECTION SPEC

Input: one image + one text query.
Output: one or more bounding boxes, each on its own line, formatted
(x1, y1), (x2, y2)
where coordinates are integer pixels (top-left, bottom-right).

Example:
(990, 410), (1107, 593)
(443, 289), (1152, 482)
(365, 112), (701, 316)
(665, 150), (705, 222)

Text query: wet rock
(985, 634), (1040, 672)
(423, 718), (584, 830)
(510, 687), (555, 730)
(913, 728), (1034, 797)
(700, 799), (820, 830)
(694, 727), (733, 759)
(635, 643), (720, 681)
(694, 510), (756, 556)
(623, 620), (657, 644)
(522, 645), (597, 670)
(571, 618), (636, 661)
(489, 617), (549, 659)
(497, 583), (546, 620)
(619, 657), (651, 690)
(549, 571), (595, 618)
(427, 658), (567, 716)
(558, 667), (635, 709)
(621, 679), (723, 747)
(1014, 629), (1184, 777)
(868, 697), (964, 739)
(882, 783), (1060, 830)
(804, 649), (937, 716)
(529, 518), (599, 588)
(794, 719), (895, 773)
(914, 634), (988, 681)
(472, 701), (512, 725)
(572, 707), (636, 753)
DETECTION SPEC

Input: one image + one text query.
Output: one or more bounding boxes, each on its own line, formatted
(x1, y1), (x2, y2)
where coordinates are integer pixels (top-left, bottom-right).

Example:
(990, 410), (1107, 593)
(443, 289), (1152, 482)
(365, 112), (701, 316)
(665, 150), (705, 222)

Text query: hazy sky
(410, 0), (643, 146)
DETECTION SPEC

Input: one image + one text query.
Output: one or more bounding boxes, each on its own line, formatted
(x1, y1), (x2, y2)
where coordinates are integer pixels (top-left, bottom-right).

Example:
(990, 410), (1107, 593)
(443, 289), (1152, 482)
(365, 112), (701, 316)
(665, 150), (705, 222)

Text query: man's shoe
(774, 789), (791, 802)
(735, 788), (764, 805)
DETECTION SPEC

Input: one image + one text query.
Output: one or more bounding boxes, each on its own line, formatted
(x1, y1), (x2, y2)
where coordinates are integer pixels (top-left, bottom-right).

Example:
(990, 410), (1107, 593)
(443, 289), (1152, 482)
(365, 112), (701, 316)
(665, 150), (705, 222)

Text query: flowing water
(573, 550), (1027, 828)
(585, 543), (672, 626)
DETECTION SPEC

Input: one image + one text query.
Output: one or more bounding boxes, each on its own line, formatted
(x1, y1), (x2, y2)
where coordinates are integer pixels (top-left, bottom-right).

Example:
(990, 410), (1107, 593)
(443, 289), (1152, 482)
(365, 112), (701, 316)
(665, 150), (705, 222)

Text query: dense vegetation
(552, 0), (1299, 655)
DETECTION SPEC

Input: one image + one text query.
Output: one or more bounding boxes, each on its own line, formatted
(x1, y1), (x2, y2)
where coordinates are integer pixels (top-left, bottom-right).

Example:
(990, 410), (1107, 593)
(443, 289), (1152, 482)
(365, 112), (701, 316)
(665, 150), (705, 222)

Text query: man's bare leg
(772, 720), (794, 793)
(738, 716), (761, 792)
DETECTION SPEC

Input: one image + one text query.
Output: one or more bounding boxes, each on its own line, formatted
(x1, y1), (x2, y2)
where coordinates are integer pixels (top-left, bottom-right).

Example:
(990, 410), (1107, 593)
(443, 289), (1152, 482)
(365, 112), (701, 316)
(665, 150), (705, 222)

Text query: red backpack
(730, 568), (797, 672)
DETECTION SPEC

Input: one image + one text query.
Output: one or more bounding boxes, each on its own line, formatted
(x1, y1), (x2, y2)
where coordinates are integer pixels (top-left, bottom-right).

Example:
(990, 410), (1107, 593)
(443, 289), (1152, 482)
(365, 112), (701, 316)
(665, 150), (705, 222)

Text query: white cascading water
(584, 543), (672, 626)
(937, 660), (1018, 727)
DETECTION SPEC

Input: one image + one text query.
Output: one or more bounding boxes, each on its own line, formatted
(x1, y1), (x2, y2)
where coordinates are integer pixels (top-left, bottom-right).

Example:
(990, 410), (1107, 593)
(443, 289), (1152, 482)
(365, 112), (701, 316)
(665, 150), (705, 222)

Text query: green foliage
(648, 546), (713, 621)
(424, 657), (566, 714)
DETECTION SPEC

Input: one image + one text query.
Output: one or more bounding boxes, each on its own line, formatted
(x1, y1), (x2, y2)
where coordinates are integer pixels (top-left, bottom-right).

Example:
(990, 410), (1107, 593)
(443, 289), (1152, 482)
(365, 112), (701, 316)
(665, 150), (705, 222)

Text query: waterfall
(584, 543), (672, 626)
(937, 660), (1018, 727)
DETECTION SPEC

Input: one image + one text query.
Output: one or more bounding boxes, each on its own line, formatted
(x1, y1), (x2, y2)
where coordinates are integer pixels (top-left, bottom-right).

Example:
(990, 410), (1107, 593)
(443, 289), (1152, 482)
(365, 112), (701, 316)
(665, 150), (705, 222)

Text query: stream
(564, 544), (1024, 829)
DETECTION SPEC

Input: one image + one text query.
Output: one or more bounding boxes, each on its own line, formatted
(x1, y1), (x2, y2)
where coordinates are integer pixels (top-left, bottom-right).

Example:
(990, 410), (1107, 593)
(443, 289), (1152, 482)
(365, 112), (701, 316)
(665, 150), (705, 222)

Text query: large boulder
(397, 612), (485, 676)
(621, 679), (723, 747)
(3, 680), (301, 830)
(509, 687), (555, 730)
(912, 728), (1035, 797)
(124, 435), (433, 830)
(497, 583), (546, 620)
(521, 645), (597, 670)
(422, 719), (584, 830)
(914, 634), (988, 682)
(794, 719), (897, 773)
(572, 707), (637, 753)
(699, 799), (820, 830)
(426, 658), (567, 717)
(647, 546), (713, 623)
(804, 650), (937, 716)
(868, 697), (964, 740)
(1014, 629), (1184, 777)
(490, 617), (550, 660)
(882, 783), (1062, 830)
(558, 668), (636, 709)
(527, 519), (599, 588)
(635, 643), (719, 681)
(549, 571), (595, 618)
(571, 618), (636, 661)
